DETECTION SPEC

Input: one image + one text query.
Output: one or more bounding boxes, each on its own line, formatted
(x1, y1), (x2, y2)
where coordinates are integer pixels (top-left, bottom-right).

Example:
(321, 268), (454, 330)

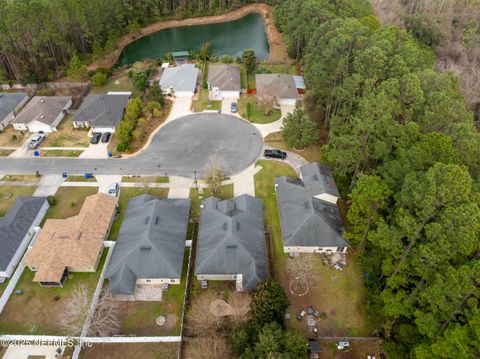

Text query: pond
(117, 13), (269, 67)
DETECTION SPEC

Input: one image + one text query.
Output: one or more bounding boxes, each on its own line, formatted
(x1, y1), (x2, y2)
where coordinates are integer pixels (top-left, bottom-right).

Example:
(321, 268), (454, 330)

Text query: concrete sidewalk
(168, 176), (193, 199)
(254, 104), (296, 137)
(95, 175), (122, 194)
(33, 175), (64, 196)
(231, 164), (262, 197)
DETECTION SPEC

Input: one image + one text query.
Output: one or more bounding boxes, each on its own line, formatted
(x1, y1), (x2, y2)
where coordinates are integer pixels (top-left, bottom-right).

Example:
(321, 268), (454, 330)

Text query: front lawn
(41, 115), (90, 148)
(189, 184), (234, 218)
(80, 343), (179, 359)
(122, 176), (169, 183)
(0, 185), (37, 216)
(108, 187), (169, 241)
(0, 250), (108, 335)
(44, 187), (99, 221)
(115, 250), (189, 336)
(39, 149), (83, 157)
(192, 88), (221, 112)
(0, 150), (14, 156)
(238, 94), (281, 124)
(65, 175), (97, 182)
(1, 175), (40, 182)
(265, 131), (323, 163)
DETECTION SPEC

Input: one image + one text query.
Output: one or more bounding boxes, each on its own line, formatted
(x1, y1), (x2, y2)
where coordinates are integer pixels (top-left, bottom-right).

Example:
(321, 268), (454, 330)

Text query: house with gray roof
(195, 195), (267, 291)
(207, 65), (241, 99)
(275, 163), (349, 254)
(0, 92), (29, 131)
(71, 93), (130, 133)
(158, 64), (199, 98)
(106, 194), (191, 301)
(12, 96), (72, 133)
(255, 74), (299, 106)
(0, 197), (48, 278)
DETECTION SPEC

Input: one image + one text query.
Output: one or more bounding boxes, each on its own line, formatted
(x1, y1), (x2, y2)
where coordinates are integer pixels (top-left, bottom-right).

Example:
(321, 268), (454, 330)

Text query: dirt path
(88, 4), (289, 70)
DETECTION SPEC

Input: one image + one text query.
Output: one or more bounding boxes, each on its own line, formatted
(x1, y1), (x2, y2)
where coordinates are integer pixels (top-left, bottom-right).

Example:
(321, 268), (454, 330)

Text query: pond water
(117, 13), (269, 67)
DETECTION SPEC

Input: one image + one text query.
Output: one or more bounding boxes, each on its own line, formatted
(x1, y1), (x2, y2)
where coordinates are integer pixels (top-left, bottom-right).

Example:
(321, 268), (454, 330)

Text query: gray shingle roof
(207, 65), (241, 91)
(72, 94), (130, 128)
(0, 93), (28, 120)
(275, 163), (349, 248)
(195, 195), (267, 290)
(255, 74), (299, 100)
(159, 64), (198, 93)
(12, 96), (71, 125)
(106, 194), (191, 295)
(0, 197), (47, 272)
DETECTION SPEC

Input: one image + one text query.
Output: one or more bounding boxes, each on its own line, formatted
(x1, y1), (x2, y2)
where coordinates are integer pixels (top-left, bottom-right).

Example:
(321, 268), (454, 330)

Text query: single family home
(195, 195), (267, 291)
(255, 74), (299, 106)
(71, 93), (130, 133)
(275, 163), (349, 254)
(158, 64), (198, 98)
(207, 65), (241, 100)
(0, 92), (29, 131)
(25, 193), (117, 287)
(11, 96), (72, 133)
(106, 195), (191, 301)
(0, 197), (48, 278)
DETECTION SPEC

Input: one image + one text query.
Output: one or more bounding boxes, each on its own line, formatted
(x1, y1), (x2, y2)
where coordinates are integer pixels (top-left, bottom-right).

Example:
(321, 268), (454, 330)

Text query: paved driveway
(0, 113), (264, 178)
(79, 142), (109, 159)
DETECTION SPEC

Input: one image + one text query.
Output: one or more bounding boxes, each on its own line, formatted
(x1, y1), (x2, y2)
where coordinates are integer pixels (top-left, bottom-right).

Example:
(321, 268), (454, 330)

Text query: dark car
(91, 132), (102, 144)
(264, 149), (287, 159)
(101, 132), (112, 143)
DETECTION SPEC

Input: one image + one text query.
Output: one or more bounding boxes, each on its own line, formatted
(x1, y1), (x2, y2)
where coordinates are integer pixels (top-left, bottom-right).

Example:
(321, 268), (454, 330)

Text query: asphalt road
(0, 113), (264, 178)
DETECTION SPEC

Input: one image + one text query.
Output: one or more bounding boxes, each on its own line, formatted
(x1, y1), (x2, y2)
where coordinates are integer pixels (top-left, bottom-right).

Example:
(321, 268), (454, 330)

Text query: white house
(275, 163), (349, 254)
(0, 197), (49, 278)
(207, 65), (241, 100)
(158, 64), (198, 98)
(11, 96), (72, 133)
(255, 74), (299, 106)
(0, 92), (30, 131)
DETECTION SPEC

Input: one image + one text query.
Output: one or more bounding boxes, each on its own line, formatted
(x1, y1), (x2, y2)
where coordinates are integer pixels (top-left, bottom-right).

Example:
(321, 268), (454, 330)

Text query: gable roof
(0, 93), (28, 120)
(255, 74), (299, 100)
(72, 94), (130, 128)
(0, 197), (47, 272)
(106, 195), (191, 295)
(12, 96), (71, 126)
(195, 195), (267, 290)
(159, 64), (198, 93)
(275, 163), (349, 248)
(207, 65), (241, 91)
(25, 193), (117, 283)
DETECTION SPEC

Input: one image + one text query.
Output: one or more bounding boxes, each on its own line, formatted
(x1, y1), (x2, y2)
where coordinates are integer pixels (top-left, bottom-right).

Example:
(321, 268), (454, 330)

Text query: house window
(170, 279), (175, 283)
(337, 247), (345, 252)
(146, 279), (151, 283)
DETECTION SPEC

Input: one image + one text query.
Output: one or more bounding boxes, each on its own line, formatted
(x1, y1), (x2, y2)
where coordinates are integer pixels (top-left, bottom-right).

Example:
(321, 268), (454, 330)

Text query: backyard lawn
(265, 131), (323, 163)
(255, 63), (297, 75)
(43, 187), (99, 221)
(238, 94), (281, 124)
(191, 88), (221, 112)
(80, 343), (179, 359)
(0, 126), (27, 147)
(254, 160), (370, 337)
(0, 250), (108, 335)
(0, 185), (37, 216)
(115, 250), (189, 336)
(41, 116), (90, 147)
(90, 69), (141, 97)
(108, 187), (169, 241)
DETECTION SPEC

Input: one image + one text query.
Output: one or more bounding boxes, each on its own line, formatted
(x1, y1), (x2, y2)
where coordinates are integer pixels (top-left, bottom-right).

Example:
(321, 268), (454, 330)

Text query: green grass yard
(192, 88), (221, 112)
(121, 176), (169, 183)
(80, 343), (179, 359)
(108, 187), (169, 241)
(43, 187), (99, 222)
(65, 175), (97, 182)
(265, 131), (323, 163)
(1, 175), (40, 182)
(41, 115), (90, 148)
(115, 250), (189, 336)
(0, 186), (37, 216)
(39, 149), (83, 157)
(90, 69), (141, 97)
(0, 250), (108, 335)
(238, 94), (281, 124)
(189, 184), (234, 218)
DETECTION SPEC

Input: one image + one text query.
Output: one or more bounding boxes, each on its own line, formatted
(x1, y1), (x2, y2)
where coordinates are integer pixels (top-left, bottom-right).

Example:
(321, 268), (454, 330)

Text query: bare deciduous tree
(60, 285), (120, 337)
(204, 154), (225, 194)
(259, 95), (275, 116)
(186, 335), (233, 359)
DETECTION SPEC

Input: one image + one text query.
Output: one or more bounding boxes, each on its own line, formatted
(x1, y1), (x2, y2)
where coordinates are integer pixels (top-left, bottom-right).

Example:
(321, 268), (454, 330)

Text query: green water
(117, 13), (269, 66)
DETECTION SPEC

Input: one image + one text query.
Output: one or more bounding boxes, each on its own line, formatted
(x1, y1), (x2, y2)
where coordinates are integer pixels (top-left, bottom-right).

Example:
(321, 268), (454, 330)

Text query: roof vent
(305, 201), (310, 209)
(40, 114), (45, 119)
(76, 231), (83, 241)
(40, 98), (45, 103)
(155, 216), (160, 225)
(236, 222), (240, 231)
(145, 216), (150, 225)
(223, 222), (228, 231)
(226, 244), (237, 249)
(140, 245), (152, 251)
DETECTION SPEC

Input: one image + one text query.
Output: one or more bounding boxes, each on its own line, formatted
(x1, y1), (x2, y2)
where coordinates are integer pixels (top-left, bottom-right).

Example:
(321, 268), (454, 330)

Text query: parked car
(230, 102), (238, 113)
(91, 132), (102, 144)
(337, 341), (350, 351)
(108, 182), (120, 197)
(296, 309), (306, 320)
(101, 132), (112, 143)
(27, 134), (45, 150)
(264, 149), (287, 159)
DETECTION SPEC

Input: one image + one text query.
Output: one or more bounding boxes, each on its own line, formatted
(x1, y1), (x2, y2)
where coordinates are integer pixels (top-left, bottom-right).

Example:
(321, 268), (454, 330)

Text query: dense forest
(0, 0), (262, 83)
(274, 0), (479, 358)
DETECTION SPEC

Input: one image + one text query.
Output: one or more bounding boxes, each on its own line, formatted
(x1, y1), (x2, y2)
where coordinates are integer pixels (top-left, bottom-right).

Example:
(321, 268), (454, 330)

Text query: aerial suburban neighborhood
(0, 1), (479, 359)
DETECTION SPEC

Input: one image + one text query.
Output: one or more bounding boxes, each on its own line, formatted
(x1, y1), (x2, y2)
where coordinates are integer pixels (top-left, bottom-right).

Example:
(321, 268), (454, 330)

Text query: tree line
(274, 0), (479, 358)
(0, 0), (263, 83)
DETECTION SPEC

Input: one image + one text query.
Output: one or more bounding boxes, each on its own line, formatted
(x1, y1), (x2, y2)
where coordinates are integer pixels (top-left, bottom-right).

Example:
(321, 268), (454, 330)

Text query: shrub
(116, 141), (128, 152)
(221, 55), (234, 63)
(90, 72), (108, 86)
(202, 79), (208, 89)
(47, 195), (57, 206)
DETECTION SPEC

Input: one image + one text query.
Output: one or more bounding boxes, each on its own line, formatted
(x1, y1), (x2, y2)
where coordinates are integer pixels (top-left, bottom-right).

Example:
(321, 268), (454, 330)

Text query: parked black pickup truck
(264, 149), (287, 159)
